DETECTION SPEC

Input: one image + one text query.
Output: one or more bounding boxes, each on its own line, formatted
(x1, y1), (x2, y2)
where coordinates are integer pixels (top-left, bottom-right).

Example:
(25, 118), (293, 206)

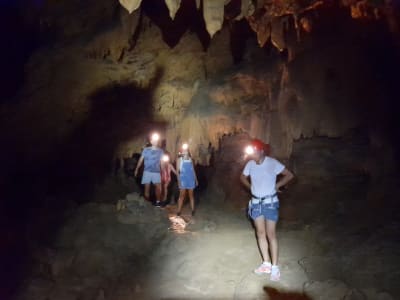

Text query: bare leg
(254, 217), (270, 263)
(177, 189), (187, 214)
(155, 183), (162, 202)
(188, 189), (195, 213)
(266, 219), (278, 265)
(144, 184), (151, 201)
(162, 183), (167, 201)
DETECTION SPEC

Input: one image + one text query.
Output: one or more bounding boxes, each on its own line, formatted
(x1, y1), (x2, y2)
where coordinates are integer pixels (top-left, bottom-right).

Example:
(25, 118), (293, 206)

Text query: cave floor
(17, 184), (399, 300)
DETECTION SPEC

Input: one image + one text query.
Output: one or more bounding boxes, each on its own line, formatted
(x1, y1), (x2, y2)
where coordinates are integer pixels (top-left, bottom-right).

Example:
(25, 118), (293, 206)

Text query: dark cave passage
(0, 77), (166, 298)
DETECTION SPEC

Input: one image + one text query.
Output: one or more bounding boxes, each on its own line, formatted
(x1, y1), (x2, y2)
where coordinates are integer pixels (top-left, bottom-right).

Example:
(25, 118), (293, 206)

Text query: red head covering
(251, 139), (270, 155)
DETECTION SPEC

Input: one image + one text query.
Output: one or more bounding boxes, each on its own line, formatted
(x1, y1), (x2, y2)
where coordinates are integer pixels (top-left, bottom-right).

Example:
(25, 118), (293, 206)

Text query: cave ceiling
(120, 0), (399, 50)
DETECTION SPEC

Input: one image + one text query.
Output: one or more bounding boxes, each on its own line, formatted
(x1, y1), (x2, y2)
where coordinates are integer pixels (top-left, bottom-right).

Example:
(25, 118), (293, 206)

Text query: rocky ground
(16, 181), (399, 300)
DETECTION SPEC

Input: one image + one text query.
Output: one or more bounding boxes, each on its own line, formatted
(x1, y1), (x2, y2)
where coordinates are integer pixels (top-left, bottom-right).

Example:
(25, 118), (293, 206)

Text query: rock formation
(119, 0), (399, 51)
(1, 1), (400, 299)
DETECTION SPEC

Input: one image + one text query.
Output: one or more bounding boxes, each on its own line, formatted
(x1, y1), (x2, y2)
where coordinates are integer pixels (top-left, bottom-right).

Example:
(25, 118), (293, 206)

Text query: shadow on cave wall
(289, 6), (400, 165)
(0, 70), (164, 299)
(0, 1), (40, 103)
(50, 77), (165, 202)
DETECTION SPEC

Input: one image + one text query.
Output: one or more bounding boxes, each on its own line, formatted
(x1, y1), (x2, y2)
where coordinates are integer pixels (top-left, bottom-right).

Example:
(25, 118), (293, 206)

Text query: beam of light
(167, 215), (188, 234)
(148, 204), (311, 299)
(151, 132), (160, 142)
(245, 145), (254, 155)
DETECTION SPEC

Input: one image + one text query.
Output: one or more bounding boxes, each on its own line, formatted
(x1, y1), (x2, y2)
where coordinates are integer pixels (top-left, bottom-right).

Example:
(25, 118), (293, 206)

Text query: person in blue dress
(176, 143), (198, 216)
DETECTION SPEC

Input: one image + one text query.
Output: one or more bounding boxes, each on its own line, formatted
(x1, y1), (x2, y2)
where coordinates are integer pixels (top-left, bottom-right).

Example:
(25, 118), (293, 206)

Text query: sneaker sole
(254, 270), (271, 275)
(270, 276), (280, 281)
(270, 272), (281, 281)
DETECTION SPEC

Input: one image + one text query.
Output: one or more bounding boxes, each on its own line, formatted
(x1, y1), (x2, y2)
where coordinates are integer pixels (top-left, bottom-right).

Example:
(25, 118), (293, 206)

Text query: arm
(192, 161), (198, 186)
(240, 173), (251, 191)
(176, 158), (181, 174)
(169, 163), (177, 176)
(275, 168), (294, 192)
(134, 155), (144, 177)
(176, 158), (181, 187)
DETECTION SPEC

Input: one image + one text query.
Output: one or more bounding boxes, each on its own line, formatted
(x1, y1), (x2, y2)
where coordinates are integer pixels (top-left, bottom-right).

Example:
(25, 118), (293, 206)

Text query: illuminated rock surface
(1, 1), (399, 299)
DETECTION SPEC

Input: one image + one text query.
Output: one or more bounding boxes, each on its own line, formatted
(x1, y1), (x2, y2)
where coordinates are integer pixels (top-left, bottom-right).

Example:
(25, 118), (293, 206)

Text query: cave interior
(1, 0), (400, 299)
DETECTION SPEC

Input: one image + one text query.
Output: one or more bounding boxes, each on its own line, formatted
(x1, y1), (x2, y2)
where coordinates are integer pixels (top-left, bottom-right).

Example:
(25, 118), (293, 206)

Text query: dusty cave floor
(18, 183), (399, 300)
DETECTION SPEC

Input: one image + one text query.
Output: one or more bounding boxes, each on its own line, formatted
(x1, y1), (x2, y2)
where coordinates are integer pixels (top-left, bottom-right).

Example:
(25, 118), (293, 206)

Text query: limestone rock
(202, 220), (217, 232)
(247, 13), (271, 47)
(50, 250), (76, 277)
(304, 279), (350, 300)
(95, 289), (106, 300)
(203, 0), (225, 37)
(234, 0), (255, 20)
(126, 192), (141, 202)
(271, 17), (286, 51)
(116, 199), (127, 211)
(17, 278), (54, 300)
(344, 289), (367, 300)
(165, 0), (181, 20)
(119, 0), (142, 14)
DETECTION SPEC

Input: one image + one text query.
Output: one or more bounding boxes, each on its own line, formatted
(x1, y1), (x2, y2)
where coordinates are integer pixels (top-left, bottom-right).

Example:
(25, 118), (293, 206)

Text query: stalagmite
(165, 0), (181, 20)
(203, 0), (225, 37)
(119, 0), (142, 14)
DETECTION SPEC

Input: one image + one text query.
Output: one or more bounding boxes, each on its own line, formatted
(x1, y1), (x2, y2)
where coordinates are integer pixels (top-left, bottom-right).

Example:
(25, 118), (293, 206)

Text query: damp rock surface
(17, 182), (399, 300)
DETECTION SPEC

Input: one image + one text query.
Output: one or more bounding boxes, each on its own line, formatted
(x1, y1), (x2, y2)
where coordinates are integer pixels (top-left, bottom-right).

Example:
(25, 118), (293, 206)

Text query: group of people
(134, 133), (198, 216)
(134, 132), (294, 282)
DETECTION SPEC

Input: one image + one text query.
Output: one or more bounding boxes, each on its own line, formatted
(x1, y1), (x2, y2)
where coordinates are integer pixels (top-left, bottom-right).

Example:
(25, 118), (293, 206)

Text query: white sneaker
(254, 262), (272, 275)
(270, 265), (280, 281)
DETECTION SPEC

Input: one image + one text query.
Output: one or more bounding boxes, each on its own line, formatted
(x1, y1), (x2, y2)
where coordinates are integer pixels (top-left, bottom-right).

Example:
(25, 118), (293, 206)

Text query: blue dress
(179, 158), (195, 189)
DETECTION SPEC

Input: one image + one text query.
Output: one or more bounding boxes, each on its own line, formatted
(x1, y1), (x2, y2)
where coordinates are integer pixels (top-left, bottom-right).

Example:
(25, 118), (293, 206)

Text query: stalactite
(117, 0), (397, 50)
(203, 0), (226, 37)
(119, 0), (142, 14)
(271, 17), (285, 51)
(165, 0), (181, 20)
(248, 13), (271, 47)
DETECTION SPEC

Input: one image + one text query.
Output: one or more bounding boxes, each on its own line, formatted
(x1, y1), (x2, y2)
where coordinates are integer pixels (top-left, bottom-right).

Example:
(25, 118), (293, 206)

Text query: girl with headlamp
(176, 143), (198, 217)
(240, 139), (294, 281)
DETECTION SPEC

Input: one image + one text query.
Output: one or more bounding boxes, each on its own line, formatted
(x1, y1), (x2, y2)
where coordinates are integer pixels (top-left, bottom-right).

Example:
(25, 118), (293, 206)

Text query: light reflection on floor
(168, 215), (188, 233)
(165, 204), (194, 234)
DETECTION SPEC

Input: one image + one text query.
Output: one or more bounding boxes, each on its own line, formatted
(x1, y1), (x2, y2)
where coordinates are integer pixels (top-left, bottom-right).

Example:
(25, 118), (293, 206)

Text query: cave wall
(1, 1), (399, 184)
(1, 2), (400, 298)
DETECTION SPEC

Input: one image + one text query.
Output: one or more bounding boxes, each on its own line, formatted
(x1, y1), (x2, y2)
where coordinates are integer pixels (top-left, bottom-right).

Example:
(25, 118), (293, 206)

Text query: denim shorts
(141, 171), (161, 184)
(248, 201), (280, 222)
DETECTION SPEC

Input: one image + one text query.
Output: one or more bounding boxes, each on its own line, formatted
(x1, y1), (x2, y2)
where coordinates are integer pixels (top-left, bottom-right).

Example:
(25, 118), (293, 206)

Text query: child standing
(160, 153), (177, 204)
(134, 133), (164, 207)
(176, 143), (198, 216)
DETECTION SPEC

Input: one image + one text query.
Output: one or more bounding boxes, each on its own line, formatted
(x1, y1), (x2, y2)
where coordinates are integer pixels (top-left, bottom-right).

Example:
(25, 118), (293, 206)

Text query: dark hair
(178, 150), (192, 158)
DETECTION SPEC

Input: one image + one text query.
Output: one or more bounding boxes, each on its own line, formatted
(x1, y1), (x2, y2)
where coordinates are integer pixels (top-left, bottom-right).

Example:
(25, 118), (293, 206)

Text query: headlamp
(245, 145), (255, 155)
(182, 143), (189, 150)
(162, 154), (170, 162)
(151, 132), (160, 142)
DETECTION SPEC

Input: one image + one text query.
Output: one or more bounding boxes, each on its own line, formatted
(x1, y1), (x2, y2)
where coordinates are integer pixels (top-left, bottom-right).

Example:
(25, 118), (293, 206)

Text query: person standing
(134, 133), (164, 207)
(176, 143), (198, 216)
(240, 139), (294, 281)
(160, 153), (177, 203)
